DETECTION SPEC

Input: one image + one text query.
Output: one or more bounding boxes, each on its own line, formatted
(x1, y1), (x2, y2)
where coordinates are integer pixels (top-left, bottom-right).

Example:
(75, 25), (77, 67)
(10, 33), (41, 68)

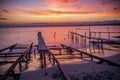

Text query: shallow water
(0, 26), (119, 47)
(0, 25), (120, 73)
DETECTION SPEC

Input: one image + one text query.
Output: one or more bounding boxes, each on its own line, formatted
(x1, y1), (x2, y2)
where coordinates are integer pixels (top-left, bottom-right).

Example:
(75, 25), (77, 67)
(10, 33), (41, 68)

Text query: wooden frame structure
(0, 43), (33, 80)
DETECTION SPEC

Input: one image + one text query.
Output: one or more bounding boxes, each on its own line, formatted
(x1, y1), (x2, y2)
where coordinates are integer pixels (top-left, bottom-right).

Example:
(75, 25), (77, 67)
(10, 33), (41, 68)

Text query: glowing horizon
(0, 0), (120, 24)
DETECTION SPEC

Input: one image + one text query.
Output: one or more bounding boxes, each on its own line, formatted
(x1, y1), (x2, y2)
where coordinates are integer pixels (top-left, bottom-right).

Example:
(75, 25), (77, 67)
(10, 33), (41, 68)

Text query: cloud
(0, 9), (10, 16)
(2, 9), (9, 13)
(27, 8), (97, 16)
(55, 0), (79, 4)
(0, 17), (8, 20)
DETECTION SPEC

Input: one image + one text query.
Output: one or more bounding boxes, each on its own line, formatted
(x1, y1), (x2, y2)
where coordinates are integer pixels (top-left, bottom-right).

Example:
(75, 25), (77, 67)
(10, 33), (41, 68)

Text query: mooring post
(40, 53), (43, 68)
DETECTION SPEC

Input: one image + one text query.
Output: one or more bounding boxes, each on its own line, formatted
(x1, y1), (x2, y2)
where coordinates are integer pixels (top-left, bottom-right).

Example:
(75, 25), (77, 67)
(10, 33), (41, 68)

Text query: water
(0, 26), (119, 47)
(0, 26), (120, 52)
(0, 25), (120, 73)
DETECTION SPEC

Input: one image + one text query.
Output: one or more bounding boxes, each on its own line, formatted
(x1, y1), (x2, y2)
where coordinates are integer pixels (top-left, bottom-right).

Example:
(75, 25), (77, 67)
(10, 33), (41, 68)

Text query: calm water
(0, 26), (120, 58)
(0, 26), (119, 48)
(0, 25), (120, 73)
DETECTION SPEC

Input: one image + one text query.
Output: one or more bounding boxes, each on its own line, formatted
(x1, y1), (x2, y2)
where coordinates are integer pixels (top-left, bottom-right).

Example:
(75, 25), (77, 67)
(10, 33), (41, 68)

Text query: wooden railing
(0, 43), (33, 80)
(49, 52), (71, 80)
(61, 44), (120, 67)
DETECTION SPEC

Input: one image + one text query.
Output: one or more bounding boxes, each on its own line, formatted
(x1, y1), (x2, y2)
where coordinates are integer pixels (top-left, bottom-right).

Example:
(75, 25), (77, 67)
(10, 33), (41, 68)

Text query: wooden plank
(91, 32), (120, 33)
(0, 44), (17, 52)
(48, 48), (61, 50)
(49, 52), (71, 80)
(0, 52), (22, 55)
(50, 57), (89, 59)
(61, 44), (120, 67)
(0, 55), (21, 57)
(13, 47), (27, 49)
(53, 54), (80, 56)
(0, 61), (27, 64)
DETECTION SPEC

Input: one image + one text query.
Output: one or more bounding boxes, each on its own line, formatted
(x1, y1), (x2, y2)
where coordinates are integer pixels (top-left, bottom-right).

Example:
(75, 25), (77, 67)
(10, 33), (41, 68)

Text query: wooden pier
(38, 32), (49, 68)
(37, 32), (71, 80)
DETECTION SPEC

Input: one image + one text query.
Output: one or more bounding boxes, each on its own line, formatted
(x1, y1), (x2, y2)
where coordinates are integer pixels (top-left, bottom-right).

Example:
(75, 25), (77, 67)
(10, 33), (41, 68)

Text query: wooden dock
(0, 43), (33, 80)
(61, 44), (120, 67)
(37, 32), (71, 80)
(37, 32), (49, 68)
(70, 31), (120, 45)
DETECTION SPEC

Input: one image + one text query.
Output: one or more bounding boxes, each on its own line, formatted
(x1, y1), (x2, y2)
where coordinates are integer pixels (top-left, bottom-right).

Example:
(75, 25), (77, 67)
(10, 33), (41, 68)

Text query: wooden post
(92, 38), (95, 53)
(68, 30), (69, 38)
(85, 32), (87, 52)
(53, 59), (55, 65)
(19, 61), (22, 72)
(59, 49), (61, 55)
(80, 52), (83, 59)
(99, 32), (101, 38)
(108, 32), (110, 39)
(101, 39), (104, 54)
(97, 39), (101, 53)
(28, 49), (31, 61)
(40, 53), (43, 68)
(91, 56), (93, 61)
(43, 53), (46, 68)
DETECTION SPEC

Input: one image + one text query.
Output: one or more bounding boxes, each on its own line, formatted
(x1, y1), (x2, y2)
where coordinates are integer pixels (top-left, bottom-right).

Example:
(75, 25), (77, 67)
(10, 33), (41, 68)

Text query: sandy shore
(20, 56), (120, 80)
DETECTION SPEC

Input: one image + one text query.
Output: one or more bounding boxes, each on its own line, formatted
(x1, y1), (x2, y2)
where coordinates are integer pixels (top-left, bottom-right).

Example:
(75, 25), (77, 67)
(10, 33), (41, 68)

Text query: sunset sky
(0, 0), (120, 24)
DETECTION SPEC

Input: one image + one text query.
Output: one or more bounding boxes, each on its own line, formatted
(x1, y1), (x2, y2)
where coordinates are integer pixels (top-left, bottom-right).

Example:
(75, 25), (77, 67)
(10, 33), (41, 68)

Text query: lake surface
(0, 25), (120, 73)
(0, 26), (119, 47)
(0, 26), (120, 58)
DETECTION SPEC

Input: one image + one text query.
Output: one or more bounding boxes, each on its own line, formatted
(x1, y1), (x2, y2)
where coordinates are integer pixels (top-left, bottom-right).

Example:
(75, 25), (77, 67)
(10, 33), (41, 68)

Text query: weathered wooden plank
(53, 54), (80, 56)
(0, 52), (22, 55)
(91, 32), (120, 33)
(13, 46), (27, 49)
(49, 52), (71, 80)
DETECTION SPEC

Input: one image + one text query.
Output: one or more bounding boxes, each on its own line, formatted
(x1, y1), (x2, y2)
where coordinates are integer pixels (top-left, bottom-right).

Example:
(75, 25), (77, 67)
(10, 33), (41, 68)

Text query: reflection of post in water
(71, 33), (74, 43)
(54, 32), (56, 40)
(75, 35), (77, 44)
(100, 39), (104, 54)
(84, 32), (87, 52)
(81, 36), (84, 51)
(68, 30), (69, 38)
(93, 39), (96, 53)
(89, 26), (92, 54)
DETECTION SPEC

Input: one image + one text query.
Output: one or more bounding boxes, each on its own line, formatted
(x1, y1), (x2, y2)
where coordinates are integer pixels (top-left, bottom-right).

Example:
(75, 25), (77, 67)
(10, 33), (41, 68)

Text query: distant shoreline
(0, 24), (120, 28)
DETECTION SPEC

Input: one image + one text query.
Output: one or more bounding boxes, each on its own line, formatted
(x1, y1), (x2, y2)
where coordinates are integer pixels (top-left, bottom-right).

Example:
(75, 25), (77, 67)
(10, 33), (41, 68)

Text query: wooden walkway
(37, 32), (71, 80)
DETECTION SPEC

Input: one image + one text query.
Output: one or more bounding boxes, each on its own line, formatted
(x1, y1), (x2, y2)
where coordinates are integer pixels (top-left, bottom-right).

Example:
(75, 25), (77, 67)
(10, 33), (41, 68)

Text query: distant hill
(0, 20), (120, 27)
